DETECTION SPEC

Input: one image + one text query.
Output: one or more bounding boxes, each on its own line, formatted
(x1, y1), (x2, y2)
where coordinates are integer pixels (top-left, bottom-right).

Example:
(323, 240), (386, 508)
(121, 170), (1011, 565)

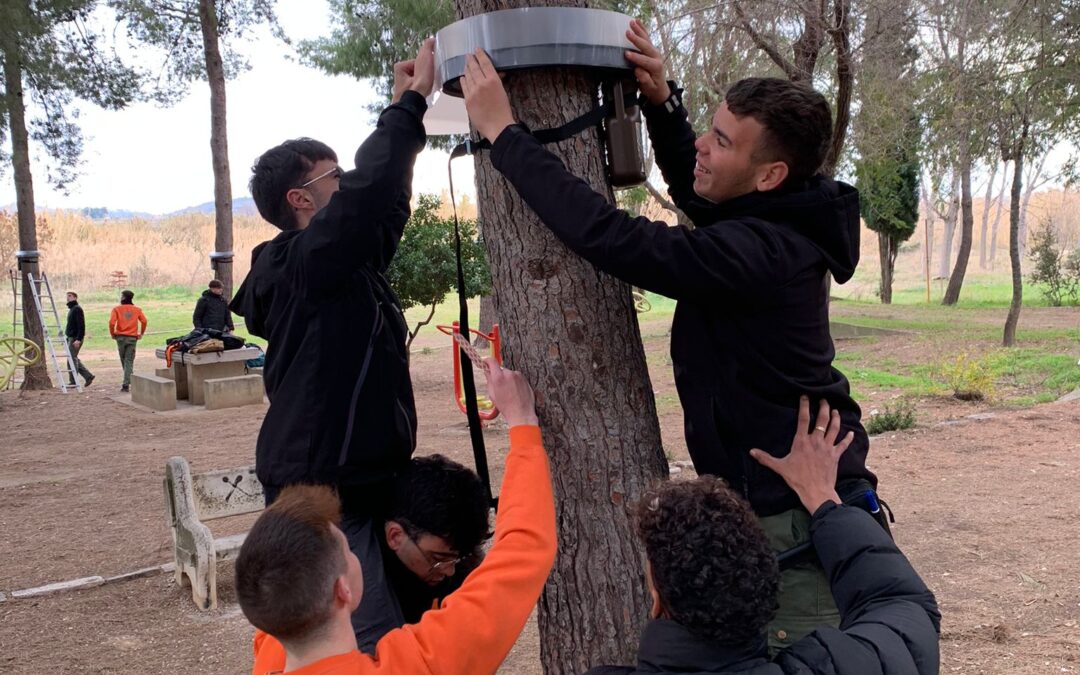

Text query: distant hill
(166, 197), (258, 217)
(0, 198), (259, 220)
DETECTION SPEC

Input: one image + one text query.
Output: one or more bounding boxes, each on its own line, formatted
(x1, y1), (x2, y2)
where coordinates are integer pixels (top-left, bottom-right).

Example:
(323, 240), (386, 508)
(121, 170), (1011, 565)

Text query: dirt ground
(1, 312), (1078, 674)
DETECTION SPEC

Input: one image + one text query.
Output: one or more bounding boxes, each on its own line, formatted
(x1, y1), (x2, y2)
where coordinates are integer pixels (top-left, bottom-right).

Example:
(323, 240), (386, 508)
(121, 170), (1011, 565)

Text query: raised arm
(460, 49), (787, 302)
(371, 362), (556, 675)
(624, 20), (713, 224)
(290, 40), (435, 295)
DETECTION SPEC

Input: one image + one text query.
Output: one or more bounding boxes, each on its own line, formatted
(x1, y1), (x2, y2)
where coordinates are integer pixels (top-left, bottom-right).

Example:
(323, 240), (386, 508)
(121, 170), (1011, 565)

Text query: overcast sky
(0, 0), (475, 215)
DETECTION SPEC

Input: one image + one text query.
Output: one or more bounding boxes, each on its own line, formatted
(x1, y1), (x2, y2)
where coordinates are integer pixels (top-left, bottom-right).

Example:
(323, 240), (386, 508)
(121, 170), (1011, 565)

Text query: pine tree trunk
(199, 0), (234, 299)
(943, 139), (974, 305)
(455, 3), (668, 673)
(3, 40), (52, 390)
(474, 294), (496, 347)
(1003, 136), (1026, 347)
(877, 232), (893, 304)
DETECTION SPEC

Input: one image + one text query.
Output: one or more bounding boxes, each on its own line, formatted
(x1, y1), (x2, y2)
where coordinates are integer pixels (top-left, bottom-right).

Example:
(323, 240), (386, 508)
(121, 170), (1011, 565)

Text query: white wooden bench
(163, 457), (264, 609)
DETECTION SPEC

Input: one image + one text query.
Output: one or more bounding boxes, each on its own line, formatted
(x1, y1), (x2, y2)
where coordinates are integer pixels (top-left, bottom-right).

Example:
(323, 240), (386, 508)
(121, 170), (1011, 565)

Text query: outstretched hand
(393, 37), (436, 103)
(460, 49), (516, 143)
(750, 396), (853, 513)
(483, 358), (539, 428)
(624, 19), (670, 106)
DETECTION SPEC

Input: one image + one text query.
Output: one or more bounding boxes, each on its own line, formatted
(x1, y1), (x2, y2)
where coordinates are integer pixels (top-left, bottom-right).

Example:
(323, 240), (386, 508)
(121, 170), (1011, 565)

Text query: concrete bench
(154, 347), (262, 405)
(131, 373), (176, 411)
(203, 374), (265, 410)
(155, 366), (189, 399)
(163, 457), (264, 609)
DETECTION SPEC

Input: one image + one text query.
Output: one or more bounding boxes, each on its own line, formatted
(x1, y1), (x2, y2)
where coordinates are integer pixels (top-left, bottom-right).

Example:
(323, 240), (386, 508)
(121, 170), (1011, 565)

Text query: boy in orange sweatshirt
(236, 358), (557, 675)
(108, 289), (147, 392)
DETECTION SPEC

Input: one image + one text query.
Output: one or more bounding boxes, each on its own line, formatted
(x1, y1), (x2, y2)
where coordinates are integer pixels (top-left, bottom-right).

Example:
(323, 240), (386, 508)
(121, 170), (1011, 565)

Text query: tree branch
(733, 0), (798, 79)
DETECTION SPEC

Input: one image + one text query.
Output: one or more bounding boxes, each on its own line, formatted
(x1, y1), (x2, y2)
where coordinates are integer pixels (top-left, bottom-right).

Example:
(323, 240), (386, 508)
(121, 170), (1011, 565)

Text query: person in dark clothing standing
(229, 38), (437, 649)
(585, 397), (940, 675)
(64, 291), (94, 387)
(192, 279), (234, 332)
(461, 23), (875, 647)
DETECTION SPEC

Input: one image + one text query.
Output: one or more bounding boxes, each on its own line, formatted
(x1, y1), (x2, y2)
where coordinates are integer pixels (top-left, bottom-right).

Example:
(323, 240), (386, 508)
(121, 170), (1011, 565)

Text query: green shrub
(866, 399), (917, 435)
(940, 352), (996, 401)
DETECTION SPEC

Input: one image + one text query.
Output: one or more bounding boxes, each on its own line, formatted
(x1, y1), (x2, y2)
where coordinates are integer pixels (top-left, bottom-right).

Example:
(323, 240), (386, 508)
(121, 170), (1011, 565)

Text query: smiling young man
(460, 22), (878, 649)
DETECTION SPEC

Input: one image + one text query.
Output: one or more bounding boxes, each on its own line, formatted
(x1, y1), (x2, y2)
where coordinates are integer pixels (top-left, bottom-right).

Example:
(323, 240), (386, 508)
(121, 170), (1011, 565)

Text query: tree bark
(474, 294), (496, 347)
(978, 160), (998, 269)
(937, 173), (960, 279)
(877, 231), (894, 303)
(3, 37), (52, 390)
(989, 161), (1008, 269)
(823, 0), (852, 177)
(199, 0), (234, 299)
(943, 137), (974, 305)
(456, 3), (668, 673)
(1003, 130), (1026, 347)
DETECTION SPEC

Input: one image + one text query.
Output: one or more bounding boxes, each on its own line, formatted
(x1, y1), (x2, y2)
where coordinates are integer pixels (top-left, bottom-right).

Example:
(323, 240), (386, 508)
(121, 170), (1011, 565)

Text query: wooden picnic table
(154, 347), (262, 405)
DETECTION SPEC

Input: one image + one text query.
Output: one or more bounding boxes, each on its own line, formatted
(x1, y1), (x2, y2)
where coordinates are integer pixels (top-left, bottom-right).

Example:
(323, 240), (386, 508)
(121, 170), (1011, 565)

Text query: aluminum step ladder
(26, 271), (81, 393)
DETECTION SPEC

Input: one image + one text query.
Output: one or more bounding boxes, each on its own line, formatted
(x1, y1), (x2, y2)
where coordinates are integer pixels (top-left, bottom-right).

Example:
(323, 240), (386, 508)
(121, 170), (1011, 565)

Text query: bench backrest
(191, 465), (265, 521)
(164, 457), (265, 528)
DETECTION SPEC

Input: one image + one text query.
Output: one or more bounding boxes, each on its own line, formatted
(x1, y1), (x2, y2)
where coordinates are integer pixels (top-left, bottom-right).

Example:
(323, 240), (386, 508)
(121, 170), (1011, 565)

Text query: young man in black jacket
(229, 38), (436, 645)
(460, 23), (875, 648)
(64, 291), (94, 387)
(586, 397), (940, 675)
(192, 279), (234, 332)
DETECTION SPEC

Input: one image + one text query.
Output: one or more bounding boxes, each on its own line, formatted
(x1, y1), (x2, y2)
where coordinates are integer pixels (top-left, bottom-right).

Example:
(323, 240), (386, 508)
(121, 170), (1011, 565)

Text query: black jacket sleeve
(639, 84), (716, 227)
(489, 125), (791, 302)
(290, 91), (427, 297)
(71, 307), (86, 342)
(193, 297), (207, 329)
(777, 503), (941, 675)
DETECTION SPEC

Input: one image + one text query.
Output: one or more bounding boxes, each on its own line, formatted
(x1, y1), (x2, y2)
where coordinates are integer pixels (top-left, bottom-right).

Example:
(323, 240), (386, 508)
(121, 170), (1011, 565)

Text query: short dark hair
(235, 485), (346, 643)
(208, 279), (223, 289)
(249, 138), (337, 230)
(638, 476), (780, 645)
(120, 290), (134, 304)
(725, 77), (833, 183)
(389, 455), (491, 553)
(67, 291), (78, 299)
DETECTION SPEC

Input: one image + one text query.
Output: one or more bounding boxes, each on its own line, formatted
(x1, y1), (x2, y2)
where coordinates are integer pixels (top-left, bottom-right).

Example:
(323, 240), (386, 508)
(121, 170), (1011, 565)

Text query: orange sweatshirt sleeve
(251, 425), (557, 675)
(109, 307), (119, 337)
(138, 308), (148, 334)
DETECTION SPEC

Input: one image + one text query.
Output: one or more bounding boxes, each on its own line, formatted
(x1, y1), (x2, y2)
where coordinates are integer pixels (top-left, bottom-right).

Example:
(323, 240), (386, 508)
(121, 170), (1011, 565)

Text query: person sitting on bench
(585, 396), (940, 675)
(236, 359), (556, 675)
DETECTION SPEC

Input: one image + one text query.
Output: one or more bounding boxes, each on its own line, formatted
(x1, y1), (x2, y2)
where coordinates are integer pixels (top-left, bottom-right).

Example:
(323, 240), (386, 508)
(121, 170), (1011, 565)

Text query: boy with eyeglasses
(229, 38), (445, 650)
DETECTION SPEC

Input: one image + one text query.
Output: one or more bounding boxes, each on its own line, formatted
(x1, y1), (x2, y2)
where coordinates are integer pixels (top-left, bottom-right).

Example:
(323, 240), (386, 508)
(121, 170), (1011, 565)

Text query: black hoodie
(229, 92), (426, 496)
(65, 300), (86, 341)
(193, 289), (234, 332)
(488, 89), (873, 516)
(585, 504), (940, 675)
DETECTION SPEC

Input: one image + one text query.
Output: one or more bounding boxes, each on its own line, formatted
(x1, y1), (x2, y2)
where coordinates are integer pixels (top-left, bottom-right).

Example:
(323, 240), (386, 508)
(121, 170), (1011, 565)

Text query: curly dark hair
(638, 476), (780, 645)
(725, 77), (833, 183)
(249, 138), (337, 230)
(389, 454), (492, 553)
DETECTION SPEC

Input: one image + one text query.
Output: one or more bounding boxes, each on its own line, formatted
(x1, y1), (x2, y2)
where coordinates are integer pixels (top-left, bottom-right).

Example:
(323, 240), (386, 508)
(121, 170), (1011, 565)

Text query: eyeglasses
(298, 165), (342, 189)
(407, 534), (466, 573)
